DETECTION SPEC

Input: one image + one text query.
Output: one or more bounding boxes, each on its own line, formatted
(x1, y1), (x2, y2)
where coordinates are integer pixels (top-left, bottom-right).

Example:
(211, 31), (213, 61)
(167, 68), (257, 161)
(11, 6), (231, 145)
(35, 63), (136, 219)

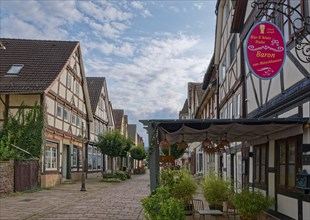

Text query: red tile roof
(0, 38), (78, 93)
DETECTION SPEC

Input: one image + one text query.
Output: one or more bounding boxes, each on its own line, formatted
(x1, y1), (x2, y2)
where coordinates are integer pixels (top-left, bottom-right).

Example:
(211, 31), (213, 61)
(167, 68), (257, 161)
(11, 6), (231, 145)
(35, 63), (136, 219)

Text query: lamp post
(79, 122), (87, 192)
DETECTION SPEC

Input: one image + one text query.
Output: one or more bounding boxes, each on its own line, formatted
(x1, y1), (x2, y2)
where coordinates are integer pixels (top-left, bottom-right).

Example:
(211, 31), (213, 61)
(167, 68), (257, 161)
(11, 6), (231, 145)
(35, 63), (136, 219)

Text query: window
(75, 82), (79, 96)
(45, 142), (58, 171)
(277, 136), (299, 189)
(56, 105), (62, 118)
(76, 116), (80, 127)
(63, 108), (69, 121)
(198, 153), (203, 172)
(95, 120), (99, 134)
(79, 148), (83, 168)
(230, 35), (237, 66)
(7, 64), (24, 75)
(236, 94), (241, 118)
(67, 73), (72, 90)
(97, 153), (102, 169)
(93, 148), (98, 170)
(71, 114), (76, 125)
(88, 146), (92, 170)
(222, 63), (226, 81)
(254, 144), (267, 185)
(72, 146), (78, 167)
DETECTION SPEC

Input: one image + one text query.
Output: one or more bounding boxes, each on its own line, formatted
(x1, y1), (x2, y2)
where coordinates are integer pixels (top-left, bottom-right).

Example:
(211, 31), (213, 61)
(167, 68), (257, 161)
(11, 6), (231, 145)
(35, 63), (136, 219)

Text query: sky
(0, 0), (217, 145)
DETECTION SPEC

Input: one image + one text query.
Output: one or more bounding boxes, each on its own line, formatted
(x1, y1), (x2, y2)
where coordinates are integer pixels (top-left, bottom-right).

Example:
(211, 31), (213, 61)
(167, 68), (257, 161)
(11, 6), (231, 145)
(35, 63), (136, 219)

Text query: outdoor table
(198, 209), (224, 220)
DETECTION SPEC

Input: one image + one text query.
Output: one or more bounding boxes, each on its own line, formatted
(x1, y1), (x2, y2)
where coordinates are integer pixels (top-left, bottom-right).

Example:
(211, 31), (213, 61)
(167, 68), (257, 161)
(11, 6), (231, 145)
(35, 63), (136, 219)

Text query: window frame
(45, 142), (58, 171)
(56, 105), (63, 119)
(72, 146), (78, 167)
(276, 136), (301, 191)
(253, 144), (268, 186)
(229, 35), (237, 66)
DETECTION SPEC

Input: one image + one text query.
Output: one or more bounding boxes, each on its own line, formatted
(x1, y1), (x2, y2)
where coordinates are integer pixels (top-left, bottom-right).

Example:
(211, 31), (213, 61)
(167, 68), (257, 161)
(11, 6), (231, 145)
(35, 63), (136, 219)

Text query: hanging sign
(245, 21), (286, 80)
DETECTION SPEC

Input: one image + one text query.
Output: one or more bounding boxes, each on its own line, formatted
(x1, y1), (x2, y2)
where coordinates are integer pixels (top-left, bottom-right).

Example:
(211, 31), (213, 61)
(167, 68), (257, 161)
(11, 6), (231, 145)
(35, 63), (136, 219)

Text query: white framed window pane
(63, 109), (68, 121)
(52, 148), (57, 169)
(72, 147), (78, 167)
(79, 149), (82, 168)
(88, 147), (92, 170)
(71, 114), (76, 125)
(57, 105), (62, 118)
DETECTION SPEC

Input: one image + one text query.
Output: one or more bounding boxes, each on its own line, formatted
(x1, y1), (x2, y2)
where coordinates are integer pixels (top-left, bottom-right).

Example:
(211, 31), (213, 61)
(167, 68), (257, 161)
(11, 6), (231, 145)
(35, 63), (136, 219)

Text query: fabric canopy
(141, 118), (309, 146)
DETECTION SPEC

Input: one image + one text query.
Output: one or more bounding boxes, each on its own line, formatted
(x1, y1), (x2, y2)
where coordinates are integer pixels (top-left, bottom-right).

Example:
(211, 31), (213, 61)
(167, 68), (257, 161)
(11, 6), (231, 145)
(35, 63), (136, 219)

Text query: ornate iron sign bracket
(251, 0), (310, 63)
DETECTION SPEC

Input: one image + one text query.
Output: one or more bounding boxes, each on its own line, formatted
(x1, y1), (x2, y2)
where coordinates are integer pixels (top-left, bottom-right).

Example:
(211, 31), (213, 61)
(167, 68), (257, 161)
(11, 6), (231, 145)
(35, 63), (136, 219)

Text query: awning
(141, 118), (309, 145)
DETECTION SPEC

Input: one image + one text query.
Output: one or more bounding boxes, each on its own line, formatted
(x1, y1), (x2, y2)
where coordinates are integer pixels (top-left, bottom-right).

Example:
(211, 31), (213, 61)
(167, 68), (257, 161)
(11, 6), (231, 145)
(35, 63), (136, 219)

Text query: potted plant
(171, 170), (197, 215)
(230, 189), (274, 220)
(202, 174), (231, 211)
(141, 187), (185, 220)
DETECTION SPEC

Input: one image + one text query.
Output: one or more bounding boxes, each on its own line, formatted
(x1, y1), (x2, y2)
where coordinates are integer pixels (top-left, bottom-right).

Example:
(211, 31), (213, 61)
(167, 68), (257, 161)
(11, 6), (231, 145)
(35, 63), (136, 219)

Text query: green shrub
(141, 187), (185, 220)
(231, 189), (274, 220)
(202, 174), (232, 209)
(102, 171), (130, 181)
(171, 171), (197, 205)
(133, 168), (146, 174)
(115, 171), (128, 180)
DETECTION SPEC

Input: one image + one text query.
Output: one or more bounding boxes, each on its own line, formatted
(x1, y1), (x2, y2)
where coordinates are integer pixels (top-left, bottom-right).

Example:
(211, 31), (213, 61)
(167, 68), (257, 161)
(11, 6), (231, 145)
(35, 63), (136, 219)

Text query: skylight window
(7, 64), (24, 75)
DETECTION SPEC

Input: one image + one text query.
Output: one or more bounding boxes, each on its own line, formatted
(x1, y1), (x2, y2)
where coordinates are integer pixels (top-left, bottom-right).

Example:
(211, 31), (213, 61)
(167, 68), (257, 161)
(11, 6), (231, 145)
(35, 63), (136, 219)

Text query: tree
(97, 130), (124, 173)
(130, 144), (146, 168)
(119, 137), (133, 171)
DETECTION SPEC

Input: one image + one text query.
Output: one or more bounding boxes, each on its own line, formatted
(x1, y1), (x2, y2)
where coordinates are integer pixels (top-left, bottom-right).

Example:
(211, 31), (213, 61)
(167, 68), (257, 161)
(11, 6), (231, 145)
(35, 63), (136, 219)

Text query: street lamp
(78, 122), (87, 192)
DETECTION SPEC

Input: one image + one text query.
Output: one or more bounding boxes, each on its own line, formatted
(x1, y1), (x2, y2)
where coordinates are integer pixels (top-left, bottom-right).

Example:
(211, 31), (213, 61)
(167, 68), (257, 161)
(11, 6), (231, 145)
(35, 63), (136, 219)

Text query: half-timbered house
(212, 0), (310, 219)
(86, 77), (114, 177)
(0, 38), (93, 187)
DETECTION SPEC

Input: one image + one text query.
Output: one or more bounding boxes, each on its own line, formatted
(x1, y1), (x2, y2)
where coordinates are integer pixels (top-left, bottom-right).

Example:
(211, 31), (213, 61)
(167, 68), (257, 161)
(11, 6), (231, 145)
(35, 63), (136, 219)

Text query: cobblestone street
(0, 174), (149, 220)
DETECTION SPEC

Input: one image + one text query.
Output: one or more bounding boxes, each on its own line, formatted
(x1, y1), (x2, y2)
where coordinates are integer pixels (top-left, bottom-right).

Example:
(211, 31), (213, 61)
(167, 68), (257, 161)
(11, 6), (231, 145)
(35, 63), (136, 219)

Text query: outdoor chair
(223, 201), (238, 219)
(191, 199), (205, 220)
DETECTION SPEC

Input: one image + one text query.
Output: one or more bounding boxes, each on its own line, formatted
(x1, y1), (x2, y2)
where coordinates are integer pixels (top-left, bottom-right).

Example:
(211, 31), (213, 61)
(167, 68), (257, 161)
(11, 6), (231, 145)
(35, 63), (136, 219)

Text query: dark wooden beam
(231, 0), (248, 33)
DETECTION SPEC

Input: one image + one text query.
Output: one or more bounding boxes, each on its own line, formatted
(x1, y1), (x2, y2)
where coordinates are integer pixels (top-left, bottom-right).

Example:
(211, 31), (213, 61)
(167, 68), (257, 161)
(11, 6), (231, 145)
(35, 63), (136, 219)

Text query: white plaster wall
(55, 118), (62, 130)
(9, 94), (40, 106)
(266, 74), (281, 101)
(59, 70), (66, 85)
(45, 97), (55, 115)
(47, 115), (54, 127)
(67, 90), (73, 103)
(63, 122), (69, 133)
(283, 58), (305, 90)
(277, 194), (298, 219)
(59, 84), (66, 99)
(303, 101), (310, 117)
(303, 201), (310, 220)
(50, 82), (58, 94)
(278, 107), (298, 118)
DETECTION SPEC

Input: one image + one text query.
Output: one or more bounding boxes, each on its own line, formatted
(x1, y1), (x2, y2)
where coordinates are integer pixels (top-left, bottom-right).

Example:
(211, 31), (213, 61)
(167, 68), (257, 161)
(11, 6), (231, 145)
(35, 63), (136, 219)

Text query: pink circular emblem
(245, 21), (286, 80)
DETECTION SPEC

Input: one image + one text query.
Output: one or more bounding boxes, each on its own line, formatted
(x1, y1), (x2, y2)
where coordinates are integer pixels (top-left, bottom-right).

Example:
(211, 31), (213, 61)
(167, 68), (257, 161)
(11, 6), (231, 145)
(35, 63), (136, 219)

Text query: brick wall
(0, 160), (14, 196)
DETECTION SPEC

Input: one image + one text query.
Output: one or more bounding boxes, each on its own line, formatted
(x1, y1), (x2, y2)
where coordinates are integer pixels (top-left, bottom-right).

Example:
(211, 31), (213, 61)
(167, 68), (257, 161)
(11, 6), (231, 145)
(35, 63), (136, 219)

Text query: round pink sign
(245, 21), (286, 80)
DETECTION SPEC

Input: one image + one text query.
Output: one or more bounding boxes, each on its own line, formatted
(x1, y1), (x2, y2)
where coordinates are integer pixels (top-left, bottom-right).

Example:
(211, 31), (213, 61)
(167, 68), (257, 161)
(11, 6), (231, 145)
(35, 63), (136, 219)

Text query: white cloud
(194, 3), (204, 10)
(85, 40), (135, 57)
(78, 1), (132, 22)
(84, 33), (208, 118)
(141, 9), (152, 18)
(131, 1), (144, 10)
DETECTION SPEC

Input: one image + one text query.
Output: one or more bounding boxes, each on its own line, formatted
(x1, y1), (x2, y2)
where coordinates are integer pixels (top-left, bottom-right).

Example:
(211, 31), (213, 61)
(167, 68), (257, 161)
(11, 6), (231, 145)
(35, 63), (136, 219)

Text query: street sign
(245, 21), (286, 80)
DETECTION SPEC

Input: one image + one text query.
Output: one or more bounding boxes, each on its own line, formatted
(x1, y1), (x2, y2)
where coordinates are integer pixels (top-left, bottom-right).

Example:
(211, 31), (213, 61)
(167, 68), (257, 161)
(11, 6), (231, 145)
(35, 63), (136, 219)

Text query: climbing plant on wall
(0, 103), (44, 160)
